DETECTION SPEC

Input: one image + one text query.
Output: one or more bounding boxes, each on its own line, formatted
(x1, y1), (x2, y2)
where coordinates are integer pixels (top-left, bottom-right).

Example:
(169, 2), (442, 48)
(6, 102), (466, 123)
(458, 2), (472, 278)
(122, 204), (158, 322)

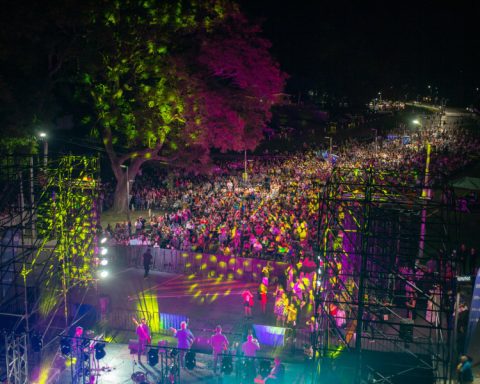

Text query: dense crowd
(101, 114), (479, 266)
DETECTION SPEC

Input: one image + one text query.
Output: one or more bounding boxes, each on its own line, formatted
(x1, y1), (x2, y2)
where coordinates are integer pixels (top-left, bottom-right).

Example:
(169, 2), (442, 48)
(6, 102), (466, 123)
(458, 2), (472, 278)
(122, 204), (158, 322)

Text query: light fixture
(100, 237), (107, 244)
(100, 259), (108, 266)
(99, 270), (109, 279)
(100, 247), (108, 256)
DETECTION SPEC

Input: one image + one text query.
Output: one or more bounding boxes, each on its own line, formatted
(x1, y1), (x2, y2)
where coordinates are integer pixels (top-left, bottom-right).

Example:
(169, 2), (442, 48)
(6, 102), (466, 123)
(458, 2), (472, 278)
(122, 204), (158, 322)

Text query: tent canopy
(450, 176), (480, 191)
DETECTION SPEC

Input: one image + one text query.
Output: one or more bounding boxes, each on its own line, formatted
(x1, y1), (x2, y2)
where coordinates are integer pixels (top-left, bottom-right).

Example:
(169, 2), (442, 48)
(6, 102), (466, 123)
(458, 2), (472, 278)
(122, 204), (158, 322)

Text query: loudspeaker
(399, 319), (414, 342)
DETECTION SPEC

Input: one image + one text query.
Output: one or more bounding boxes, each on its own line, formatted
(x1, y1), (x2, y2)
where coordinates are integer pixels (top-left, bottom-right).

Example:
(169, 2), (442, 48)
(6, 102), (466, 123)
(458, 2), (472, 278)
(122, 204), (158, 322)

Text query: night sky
(242, 0), (480, 106)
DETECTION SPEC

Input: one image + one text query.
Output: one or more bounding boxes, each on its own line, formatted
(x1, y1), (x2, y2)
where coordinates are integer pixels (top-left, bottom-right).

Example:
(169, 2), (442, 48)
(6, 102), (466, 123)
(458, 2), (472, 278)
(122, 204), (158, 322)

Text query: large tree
(80, 0), (286, 212)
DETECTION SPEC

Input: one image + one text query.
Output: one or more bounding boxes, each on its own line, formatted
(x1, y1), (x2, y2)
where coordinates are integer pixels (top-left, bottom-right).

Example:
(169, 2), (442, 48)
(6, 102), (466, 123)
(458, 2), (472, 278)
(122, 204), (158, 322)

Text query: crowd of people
(101, 114), (479, 268)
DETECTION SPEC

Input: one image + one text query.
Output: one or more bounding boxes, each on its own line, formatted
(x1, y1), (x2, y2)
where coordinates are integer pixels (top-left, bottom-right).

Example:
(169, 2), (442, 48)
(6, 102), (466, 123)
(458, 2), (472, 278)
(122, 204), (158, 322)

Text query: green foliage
(0, 137), (38, 155)
(82, 0), (231, 153)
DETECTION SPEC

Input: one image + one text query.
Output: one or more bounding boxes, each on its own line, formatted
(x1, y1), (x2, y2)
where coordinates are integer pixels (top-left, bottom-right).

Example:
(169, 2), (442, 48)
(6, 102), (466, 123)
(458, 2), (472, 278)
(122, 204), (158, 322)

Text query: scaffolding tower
(0, 154), (100, 382)
(313, 164), (456, 384)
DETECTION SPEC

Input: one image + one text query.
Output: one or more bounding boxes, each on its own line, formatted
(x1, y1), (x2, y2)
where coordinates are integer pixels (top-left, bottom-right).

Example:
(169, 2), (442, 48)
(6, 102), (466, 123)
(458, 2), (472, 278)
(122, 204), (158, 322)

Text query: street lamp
(38, 132), (48, 168)
(371, 129), (378, 155)
(120, 164), (130, 217)
(324, 136), (333, 154)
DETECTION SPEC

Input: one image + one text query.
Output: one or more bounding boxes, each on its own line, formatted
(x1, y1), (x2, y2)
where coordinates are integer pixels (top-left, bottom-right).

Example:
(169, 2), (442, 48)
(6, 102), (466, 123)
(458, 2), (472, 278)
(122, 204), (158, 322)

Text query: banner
(466, 269), (480, 351)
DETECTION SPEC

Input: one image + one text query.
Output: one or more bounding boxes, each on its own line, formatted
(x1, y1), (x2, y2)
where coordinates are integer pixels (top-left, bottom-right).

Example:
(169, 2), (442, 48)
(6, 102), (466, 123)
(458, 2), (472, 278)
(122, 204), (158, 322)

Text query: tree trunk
(113, 172), (128, 213)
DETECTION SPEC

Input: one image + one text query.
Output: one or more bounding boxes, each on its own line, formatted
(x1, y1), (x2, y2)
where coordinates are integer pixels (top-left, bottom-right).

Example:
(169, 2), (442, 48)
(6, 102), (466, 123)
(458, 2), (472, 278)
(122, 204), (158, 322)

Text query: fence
(110, 246), (288, 282)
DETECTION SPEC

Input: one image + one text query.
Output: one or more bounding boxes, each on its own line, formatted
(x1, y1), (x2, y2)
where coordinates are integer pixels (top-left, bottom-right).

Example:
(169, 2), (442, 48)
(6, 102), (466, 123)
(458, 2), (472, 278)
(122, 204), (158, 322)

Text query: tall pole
(43, 140), (48, 169)
(244, 149), (247, 184)
(126, 165), (130, 220)
(418, 142), (431, 259)
(325, 136), (332, 154)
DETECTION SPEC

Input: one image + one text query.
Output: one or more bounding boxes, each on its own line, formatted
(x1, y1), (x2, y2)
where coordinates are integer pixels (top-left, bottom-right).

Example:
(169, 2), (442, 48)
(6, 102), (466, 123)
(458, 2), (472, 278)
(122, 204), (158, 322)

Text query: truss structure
(0, 154), (100, 369)
(312, 165), (456, 384)
(4, 332), (28, 384)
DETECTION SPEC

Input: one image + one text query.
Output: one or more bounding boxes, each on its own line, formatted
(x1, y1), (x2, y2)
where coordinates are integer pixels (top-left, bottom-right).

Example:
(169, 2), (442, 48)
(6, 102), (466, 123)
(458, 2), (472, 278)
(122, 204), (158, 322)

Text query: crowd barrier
(111, 246), (288, 282)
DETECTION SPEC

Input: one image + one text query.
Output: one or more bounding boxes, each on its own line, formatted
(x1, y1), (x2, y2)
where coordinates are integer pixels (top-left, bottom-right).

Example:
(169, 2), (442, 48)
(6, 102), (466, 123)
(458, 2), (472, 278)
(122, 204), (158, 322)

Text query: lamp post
(371, 128), (378, 155)
(120, 165), (130, 219)
(324, 136), (333, 154)
(412, 119), (423, 143)
(39, 132), (48, 168)
(244, 149), (248, 184)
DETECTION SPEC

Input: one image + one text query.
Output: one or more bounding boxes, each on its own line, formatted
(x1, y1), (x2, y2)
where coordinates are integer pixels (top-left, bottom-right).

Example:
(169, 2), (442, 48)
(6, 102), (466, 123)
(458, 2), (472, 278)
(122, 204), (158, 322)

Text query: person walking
(210, 325), (229, 374)
(143, 248), (153, 278)
(242, 289), (254, 319)
(170, 321), (194, 368)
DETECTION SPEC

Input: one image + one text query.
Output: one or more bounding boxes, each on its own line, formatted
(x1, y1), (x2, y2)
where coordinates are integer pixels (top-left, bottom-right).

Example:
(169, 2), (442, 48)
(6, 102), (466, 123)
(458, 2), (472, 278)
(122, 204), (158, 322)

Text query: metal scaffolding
(4, 332), (28, 384)
(0, 154), (100, 381)
(312, 164), (456, 384)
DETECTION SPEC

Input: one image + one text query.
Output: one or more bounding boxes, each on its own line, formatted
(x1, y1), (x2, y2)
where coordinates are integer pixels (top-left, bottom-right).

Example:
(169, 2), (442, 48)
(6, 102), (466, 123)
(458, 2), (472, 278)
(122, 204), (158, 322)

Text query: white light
(39, 132), (47, 138)
(99, 270), (109, 278)
(100, 247), (108, 256)
(100, 259), (108, 266)
(100, 237), (107, 244)
(412, 119), (420, 125)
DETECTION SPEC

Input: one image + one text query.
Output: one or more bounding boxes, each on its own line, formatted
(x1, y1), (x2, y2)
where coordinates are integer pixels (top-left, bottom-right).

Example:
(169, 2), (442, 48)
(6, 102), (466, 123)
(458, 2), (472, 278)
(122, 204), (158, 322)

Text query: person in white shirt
(242, 335), (260, 357)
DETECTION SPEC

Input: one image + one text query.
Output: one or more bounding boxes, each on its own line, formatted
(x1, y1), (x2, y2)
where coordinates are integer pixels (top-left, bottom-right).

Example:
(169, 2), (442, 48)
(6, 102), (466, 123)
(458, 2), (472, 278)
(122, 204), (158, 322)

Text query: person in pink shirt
(242, 335), (260, 357)
(210, 325), (229, 374)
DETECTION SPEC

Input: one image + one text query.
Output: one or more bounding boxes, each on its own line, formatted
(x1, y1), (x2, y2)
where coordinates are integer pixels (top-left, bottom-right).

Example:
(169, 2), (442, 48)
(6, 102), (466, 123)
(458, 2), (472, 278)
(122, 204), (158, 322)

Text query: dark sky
(241, 0), (480, 105)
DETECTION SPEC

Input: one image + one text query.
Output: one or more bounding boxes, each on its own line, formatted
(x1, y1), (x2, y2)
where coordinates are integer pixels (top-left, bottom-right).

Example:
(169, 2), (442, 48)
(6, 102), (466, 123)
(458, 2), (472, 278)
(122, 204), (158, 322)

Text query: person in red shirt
(242, 289), (254, 319)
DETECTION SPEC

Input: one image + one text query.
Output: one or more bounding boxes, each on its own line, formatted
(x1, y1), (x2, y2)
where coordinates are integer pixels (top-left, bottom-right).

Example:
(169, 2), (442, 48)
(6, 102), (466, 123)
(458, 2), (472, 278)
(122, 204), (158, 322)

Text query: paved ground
(42, 265), (480, 383)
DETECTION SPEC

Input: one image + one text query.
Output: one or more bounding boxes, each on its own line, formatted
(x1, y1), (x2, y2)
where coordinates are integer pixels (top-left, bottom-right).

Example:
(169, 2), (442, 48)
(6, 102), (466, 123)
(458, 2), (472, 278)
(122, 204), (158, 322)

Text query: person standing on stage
(242, 289), (254, 319)
(242, 335), (260, 357)
(170, 321), (194, 368)
(210, 325), (229, 374)
(143, 248), (153, 278)
(133, 317), (151, 362)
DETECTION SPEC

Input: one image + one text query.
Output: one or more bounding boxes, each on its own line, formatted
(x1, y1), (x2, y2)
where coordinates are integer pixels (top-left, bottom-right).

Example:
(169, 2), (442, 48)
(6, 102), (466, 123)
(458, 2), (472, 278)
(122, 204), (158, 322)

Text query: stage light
(100, 237), (107, 244)
(185, 351), (196, 370)
(100, 247), (108, 256)
(94, 343), (106, 360)
(60, 337), (71, 356)
(100, 258), (108, 266)
(31, 333), (43, 352)
(99, 270), (109, 278)
(148, 348), (159, 366)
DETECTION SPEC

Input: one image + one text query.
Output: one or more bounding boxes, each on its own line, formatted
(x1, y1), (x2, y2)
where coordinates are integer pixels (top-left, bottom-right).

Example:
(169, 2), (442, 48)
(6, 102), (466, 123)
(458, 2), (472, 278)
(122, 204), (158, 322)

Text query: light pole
(371, 128), (378, 155)
(244, 149), (248, 184)
(324, 136), (333, 154)
(120, 164), (130, 219)
(39, 132), (48, 168)
(412, 119), (422, 143)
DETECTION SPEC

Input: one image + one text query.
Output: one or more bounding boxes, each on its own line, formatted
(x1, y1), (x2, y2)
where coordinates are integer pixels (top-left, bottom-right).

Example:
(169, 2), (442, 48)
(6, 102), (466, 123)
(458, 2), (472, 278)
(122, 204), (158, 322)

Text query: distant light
(100, 259), (108, 266)
(99, 270), (109, 278)
(39, 132), (47, 138)
(412, 119), (420, 125)
(100, 247), (108, 256)
(100, 237), (107, 244)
